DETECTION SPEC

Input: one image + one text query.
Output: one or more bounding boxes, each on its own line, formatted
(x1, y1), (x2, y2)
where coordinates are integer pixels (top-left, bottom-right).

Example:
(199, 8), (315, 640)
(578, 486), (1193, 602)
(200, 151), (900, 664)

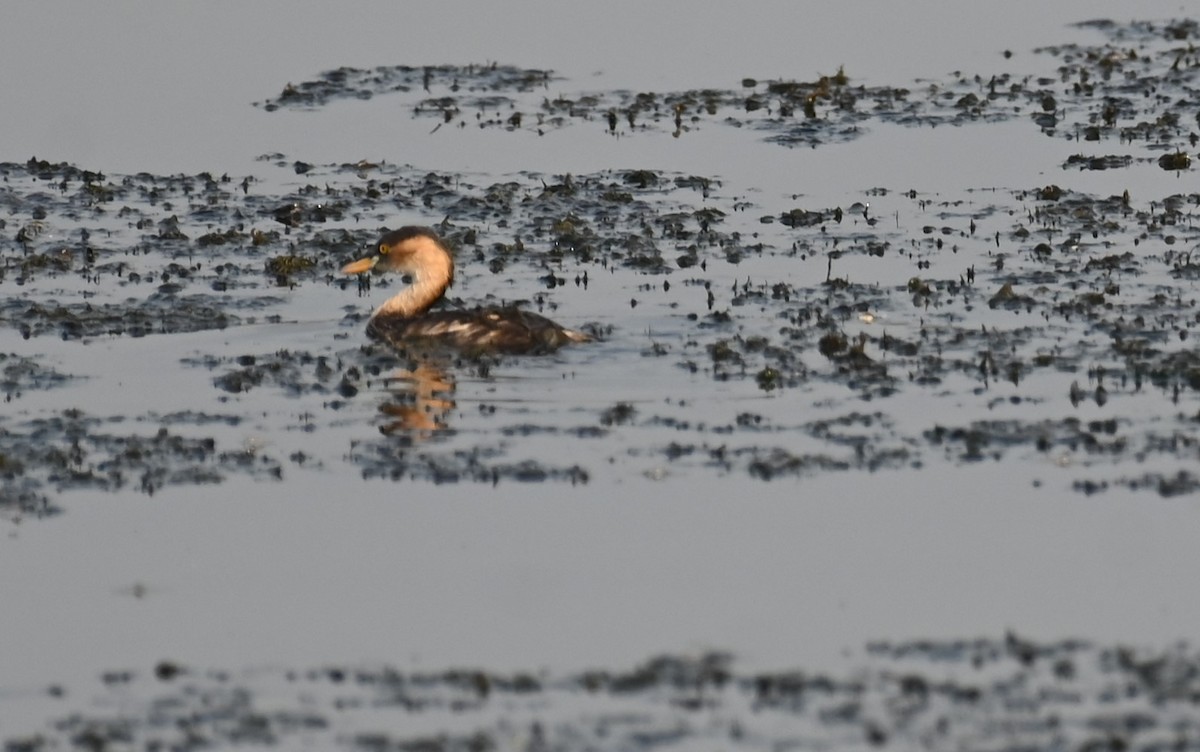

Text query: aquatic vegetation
(264, 253), (317, 277)
(14, 635), (1200, 751)
(256, 63), (556, 112)
(3, 17), (1200, 509)
(253, 19), (1200, 158)
(0, 409), (283, 521)
(4, 140), (1199, 500)
(1, 352), (72, 399)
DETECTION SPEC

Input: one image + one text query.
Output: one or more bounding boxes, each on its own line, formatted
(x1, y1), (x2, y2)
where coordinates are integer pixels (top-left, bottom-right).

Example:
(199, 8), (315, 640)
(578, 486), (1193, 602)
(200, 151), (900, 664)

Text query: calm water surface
(2, 2), (1199, 742)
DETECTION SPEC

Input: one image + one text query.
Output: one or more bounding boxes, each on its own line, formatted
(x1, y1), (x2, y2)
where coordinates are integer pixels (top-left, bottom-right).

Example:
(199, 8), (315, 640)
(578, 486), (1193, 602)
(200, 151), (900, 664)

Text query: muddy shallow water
(3, 3), (1200, 748)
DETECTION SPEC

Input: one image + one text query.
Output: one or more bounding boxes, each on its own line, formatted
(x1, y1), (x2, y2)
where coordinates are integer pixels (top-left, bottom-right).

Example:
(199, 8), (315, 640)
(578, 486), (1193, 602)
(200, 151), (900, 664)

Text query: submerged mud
(4, 18), (1200, 516)
(8, 635), (1200, 752)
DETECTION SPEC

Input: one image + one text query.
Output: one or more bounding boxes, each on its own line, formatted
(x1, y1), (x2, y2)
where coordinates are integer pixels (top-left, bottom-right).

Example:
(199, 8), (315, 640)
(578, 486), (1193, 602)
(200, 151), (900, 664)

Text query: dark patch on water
(255, 63), (557, 112)
(347, 437), (590, 486)
(184, 348), (370, 397)
(8, 635), (1200, 751)
(1, 353), (73, 399)
(253, 19), (1200, 157)
(6, 297), (237, 340)
(0, 408), (283, 519)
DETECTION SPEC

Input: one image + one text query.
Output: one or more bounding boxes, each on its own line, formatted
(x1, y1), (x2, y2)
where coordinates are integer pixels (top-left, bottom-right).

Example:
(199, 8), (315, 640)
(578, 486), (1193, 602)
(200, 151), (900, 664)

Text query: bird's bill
(341, 256), (378, 275)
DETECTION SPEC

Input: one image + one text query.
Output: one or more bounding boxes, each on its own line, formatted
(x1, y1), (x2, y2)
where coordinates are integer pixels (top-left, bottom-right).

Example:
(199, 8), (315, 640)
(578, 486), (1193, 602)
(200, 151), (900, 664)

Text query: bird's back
(368, 306), (590, 354)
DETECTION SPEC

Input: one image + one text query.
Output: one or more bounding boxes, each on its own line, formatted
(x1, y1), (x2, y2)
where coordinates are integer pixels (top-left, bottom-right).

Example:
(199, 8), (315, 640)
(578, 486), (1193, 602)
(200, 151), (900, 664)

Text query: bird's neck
(372, 251), (453, 319)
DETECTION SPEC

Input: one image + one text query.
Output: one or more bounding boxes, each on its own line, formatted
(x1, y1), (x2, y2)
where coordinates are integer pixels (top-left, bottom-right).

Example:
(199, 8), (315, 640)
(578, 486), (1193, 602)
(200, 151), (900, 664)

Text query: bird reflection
(377, 357), (457, 437)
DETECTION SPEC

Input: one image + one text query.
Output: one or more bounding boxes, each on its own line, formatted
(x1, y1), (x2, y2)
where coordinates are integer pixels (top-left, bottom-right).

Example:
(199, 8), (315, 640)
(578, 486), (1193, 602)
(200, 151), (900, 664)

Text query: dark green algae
(5, 18), (1200, 515)
(10, 634), (1200, 752)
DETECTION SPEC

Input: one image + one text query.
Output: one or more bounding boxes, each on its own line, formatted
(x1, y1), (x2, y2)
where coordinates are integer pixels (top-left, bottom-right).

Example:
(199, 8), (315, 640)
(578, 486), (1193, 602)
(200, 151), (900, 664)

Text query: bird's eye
(378, 244), (388, 255)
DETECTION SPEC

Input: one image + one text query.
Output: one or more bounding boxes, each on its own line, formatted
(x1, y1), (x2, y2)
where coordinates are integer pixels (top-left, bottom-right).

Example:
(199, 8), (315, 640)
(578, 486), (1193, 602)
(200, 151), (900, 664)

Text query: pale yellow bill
(341, 256), (377, 275)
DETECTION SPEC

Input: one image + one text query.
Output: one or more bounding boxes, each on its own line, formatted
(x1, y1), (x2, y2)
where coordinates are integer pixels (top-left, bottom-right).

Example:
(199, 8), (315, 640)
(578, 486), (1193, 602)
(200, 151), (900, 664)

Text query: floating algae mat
(4, 18), (1200, 518)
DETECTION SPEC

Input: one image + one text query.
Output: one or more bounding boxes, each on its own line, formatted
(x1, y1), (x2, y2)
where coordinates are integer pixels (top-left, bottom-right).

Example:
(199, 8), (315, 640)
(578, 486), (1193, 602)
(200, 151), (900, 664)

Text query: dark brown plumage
(342, 227), (591, 354)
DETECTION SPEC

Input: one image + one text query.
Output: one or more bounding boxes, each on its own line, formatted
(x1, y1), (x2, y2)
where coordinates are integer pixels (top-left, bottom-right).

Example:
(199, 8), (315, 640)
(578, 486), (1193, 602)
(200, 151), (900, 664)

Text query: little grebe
(342, 226), (591, 353)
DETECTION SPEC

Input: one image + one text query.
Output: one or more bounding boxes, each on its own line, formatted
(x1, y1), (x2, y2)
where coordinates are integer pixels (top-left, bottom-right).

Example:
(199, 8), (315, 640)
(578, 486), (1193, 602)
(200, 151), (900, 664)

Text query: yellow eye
(378, 243), (388, 255)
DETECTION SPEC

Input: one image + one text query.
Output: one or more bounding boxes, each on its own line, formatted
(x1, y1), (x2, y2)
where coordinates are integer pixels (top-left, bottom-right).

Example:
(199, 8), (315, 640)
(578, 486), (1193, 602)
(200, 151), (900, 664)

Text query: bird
(341, 226), (592, 354)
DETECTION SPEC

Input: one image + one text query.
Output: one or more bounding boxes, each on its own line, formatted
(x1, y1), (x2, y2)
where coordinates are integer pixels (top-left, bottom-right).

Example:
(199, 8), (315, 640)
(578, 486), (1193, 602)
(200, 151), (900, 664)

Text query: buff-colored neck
(371, 238), (454, 320)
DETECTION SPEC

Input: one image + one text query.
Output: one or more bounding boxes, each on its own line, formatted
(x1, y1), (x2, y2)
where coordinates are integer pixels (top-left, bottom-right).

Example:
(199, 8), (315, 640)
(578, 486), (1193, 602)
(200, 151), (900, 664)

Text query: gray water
(3, 2), (1200, 748)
